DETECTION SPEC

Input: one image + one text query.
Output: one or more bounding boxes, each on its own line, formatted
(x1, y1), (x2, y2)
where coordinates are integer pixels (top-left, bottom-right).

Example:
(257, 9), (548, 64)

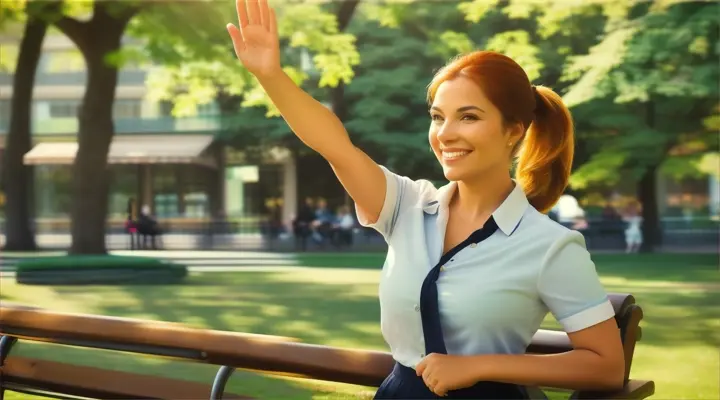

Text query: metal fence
(0, 216), (717, 252)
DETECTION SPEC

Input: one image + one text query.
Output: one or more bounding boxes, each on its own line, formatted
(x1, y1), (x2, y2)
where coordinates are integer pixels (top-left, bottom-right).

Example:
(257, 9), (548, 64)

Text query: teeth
(442, 151), (470, 159)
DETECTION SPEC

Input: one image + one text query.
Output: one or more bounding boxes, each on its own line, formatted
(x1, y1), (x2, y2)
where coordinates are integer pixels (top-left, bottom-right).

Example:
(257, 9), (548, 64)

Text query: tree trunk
(1, 3), (56, 251)
(638, 165), (660, 252)
(54, 3), (137, 254)
(638, 100), (660, 252)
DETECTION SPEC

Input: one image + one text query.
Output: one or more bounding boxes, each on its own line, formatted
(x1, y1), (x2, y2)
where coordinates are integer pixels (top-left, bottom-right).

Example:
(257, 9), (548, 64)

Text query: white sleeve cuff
(558, 299), (616, 333)
(356, 166), (398, 238)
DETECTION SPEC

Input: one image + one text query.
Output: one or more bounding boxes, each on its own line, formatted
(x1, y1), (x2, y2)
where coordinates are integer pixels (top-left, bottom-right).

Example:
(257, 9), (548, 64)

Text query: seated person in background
(311, 198), (334, 244)
(293, 197), (316, 250)
(332, 205), (355, 247)
(136, 205), (162, 249)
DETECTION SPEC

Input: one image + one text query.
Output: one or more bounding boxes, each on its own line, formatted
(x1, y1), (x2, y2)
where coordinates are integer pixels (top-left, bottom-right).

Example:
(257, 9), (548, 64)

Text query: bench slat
(573, 379), (655, 399)
(1, 356), (250, 400)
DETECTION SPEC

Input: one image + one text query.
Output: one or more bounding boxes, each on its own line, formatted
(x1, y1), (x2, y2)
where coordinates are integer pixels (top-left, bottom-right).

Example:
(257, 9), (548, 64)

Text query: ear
(504, 121), (525, 144)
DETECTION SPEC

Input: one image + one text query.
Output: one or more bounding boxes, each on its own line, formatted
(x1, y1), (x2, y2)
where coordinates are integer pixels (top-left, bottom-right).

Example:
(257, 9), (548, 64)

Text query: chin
(442, 166), (467, 182)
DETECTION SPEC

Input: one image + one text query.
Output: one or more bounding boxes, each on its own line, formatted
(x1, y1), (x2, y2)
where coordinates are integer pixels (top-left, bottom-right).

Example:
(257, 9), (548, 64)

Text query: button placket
(419, 217), (499, 357)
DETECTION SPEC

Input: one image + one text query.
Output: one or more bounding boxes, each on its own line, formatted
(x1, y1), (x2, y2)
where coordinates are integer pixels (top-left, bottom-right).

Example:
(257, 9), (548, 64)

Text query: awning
(23, 134), (217, 168)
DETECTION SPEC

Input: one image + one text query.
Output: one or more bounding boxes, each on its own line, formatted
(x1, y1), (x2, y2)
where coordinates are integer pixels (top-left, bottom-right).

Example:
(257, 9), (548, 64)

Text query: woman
(227, 1), (625, 398)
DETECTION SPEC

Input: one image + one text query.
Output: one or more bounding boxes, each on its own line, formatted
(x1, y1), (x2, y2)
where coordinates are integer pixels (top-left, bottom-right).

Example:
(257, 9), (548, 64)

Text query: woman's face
(428, 75), (521, 183)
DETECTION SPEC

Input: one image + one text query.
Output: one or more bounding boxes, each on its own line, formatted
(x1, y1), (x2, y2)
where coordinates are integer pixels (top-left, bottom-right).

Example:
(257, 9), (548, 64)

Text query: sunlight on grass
(0, 253), (717, 399)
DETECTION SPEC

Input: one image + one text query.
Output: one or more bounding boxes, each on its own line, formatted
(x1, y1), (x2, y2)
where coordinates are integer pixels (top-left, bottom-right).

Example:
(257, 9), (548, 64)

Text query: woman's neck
(451, 167), (515, 222)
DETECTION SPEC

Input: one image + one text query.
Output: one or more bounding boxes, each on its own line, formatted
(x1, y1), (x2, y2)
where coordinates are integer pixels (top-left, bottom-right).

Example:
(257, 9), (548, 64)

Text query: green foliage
(562, 1), (719, 189)
(135, 1), (359, 118)
(485, 30), (541, 80)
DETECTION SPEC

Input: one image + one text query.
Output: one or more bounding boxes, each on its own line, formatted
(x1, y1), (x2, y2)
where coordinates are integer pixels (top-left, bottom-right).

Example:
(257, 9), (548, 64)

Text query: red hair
(427, 51), (574, 213)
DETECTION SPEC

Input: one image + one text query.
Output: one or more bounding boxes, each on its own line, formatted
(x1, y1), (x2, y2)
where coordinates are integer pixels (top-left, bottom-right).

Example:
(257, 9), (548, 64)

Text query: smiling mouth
(442, 150), (472, 161)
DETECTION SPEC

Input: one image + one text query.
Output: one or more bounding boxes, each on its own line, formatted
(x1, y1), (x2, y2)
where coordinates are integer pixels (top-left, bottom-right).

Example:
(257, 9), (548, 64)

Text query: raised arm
(227, 0), (385, 223)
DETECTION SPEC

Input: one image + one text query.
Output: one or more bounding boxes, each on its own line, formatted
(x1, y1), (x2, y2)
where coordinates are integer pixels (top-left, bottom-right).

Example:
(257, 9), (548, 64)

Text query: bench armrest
(572, 379), (655, 399)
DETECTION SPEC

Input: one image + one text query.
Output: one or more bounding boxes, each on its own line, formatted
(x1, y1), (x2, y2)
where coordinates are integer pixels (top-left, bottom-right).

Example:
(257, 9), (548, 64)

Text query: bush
(16, 255), (188, 285)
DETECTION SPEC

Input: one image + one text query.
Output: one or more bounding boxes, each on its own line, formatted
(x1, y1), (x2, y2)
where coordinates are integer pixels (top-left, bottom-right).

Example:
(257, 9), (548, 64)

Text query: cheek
(428, 129), (440, 150)
(468, 123), (504, 149)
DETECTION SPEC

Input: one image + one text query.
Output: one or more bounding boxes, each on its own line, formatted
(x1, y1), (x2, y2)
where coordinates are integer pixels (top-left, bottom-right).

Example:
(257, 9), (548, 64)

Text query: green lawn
(1, 253), (717, 399)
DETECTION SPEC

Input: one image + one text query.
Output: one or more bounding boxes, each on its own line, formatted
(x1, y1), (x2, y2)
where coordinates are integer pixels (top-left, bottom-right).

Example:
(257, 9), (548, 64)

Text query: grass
(1, 253), (718, 399)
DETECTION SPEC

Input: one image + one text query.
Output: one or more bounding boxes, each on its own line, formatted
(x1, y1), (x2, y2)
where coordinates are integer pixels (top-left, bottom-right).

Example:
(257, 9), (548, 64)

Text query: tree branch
(53, 15), (88, 50)
(335, 0), (360, 31)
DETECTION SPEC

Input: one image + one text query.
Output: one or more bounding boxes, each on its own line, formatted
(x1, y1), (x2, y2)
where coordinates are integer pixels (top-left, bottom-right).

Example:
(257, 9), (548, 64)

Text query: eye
(430, 114), (444, 122)
(461, 114), (479, 121)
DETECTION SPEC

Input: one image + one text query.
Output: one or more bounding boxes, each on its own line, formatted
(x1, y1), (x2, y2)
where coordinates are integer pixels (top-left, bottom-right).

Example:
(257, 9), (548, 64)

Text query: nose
(435, 119), (458, 143)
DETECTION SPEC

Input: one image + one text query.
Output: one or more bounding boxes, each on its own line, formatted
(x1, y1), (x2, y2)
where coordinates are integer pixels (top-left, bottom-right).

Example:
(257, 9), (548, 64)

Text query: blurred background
(0, 1), (717, 399)
(0, 0), (717, 254)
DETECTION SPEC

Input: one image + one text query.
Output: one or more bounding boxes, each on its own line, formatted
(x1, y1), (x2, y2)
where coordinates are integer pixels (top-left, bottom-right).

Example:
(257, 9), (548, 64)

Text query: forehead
(432, 75), (490, 108)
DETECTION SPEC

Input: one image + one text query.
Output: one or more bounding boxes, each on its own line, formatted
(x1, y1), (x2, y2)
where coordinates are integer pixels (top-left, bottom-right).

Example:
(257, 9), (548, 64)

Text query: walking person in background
(227, 1), (624, 397)
(623, 203), (643, 253)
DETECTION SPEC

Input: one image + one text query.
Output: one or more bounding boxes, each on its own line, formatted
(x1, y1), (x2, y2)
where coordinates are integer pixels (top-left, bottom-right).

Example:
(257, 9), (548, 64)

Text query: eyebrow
(430, 105), (485, 113)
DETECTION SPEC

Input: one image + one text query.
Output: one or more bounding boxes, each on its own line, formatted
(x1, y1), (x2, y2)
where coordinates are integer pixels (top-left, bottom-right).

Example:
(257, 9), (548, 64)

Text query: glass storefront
(33, 164), (215, 220)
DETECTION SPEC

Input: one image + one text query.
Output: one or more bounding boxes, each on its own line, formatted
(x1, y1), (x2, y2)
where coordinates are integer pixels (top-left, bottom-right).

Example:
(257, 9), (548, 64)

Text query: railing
(0, 294), (654, 400)
(1, 215), (716, 253)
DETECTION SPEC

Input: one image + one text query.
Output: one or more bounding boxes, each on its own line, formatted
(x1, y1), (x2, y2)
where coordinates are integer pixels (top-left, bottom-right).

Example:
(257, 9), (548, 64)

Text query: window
(43, 50), (85, 73)
(0, 100), (10, 123)
(48, 101), (80, 118)
(159, 100), (173, 117)
(197, 102), (219, 116)
(159, 101), (217, 117)
(114, 100), (141, 119)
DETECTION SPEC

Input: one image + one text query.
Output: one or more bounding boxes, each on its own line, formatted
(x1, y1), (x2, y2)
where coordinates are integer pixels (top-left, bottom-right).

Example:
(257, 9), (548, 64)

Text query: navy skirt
(374, 362), (528, 399)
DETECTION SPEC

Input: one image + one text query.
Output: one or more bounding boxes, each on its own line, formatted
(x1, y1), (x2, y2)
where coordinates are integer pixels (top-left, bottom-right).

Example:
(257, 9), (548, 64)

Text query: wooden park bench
(0, 293), (655, 399)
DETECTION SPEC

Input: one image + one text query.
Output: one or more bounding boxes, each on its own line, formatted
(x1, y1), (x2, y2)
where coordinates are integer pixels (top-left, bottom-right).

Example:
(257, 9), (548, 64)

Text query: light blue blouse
(357, 166), (616, 368)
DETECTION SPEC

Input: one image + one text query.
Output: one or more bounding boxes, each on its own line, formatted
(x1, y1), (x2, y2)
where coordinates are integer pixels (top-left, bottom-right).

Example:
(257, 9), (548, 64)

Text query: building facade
(0, 33), (298, 234)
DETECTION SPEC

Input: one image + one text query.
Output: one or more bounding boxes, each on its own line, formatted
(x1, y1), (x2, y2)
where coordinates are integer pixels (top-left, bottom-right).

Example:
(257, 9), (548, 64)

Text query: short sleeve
(355, 165), (433, 240)
(538, 231), (615, 333)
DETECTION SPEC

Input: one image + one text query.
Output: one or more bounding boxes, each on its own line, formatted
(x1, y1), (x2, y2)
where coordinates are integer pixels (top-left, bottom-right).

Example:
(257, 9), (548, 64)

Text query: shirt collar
(422, 180), (529, 236)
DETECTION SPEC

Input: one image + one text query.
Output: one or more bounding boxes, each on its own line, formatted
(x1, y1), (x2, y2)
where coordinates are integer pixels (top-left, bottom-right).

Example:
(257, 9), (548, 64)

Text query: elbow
(601, 369), (625, 391)
(596, 355), (625, 390)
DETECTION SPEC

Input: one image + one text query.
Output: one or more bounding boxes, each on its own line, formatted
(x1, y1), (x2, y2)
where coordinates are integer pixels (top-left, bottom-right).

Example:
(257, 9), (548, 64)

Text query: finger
(236, 0), (249, 28)
(247, 0), (261, 25)
(259, 0), (270, 31)
(268, 6), (277, 36)
(415, 362), (426, 376)
(435, 385), (447, 397)
(226, 24), (245, 56)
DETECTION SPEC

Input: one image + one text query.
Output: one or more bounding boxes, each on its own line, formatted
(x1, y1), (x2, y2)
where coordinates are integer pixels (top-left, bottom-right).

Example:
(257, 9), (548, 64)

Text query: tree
(1, 0), (60, 251)
(343, 0), (608, 180)
(133, 0), (362, 203)
(137, 1), (360, 118)
(562, 1), (719, 250)
(52, 1), (143, 254)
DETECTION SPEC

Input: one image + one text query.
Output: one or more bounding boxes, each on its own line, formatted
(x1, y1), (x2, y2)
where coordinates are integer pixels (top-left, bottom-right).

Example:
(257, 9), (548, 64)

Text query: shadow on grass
(628, 288), (719, 348)
(13, 270), (384, 399)
(51, 271), (385, 349)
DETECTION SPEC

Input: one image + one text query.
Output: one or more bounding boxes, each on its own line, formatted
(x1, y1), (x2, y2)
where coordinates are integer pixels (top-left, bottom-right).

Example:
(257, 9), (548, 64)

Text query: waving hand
(227, 0), (280, 78)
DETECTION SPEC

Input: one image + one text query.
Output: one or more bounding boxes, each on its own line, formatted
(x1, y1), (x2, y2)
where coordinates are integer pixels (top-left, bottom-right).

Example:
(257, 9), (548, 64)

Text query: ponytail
(515, 85), (574, 214)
